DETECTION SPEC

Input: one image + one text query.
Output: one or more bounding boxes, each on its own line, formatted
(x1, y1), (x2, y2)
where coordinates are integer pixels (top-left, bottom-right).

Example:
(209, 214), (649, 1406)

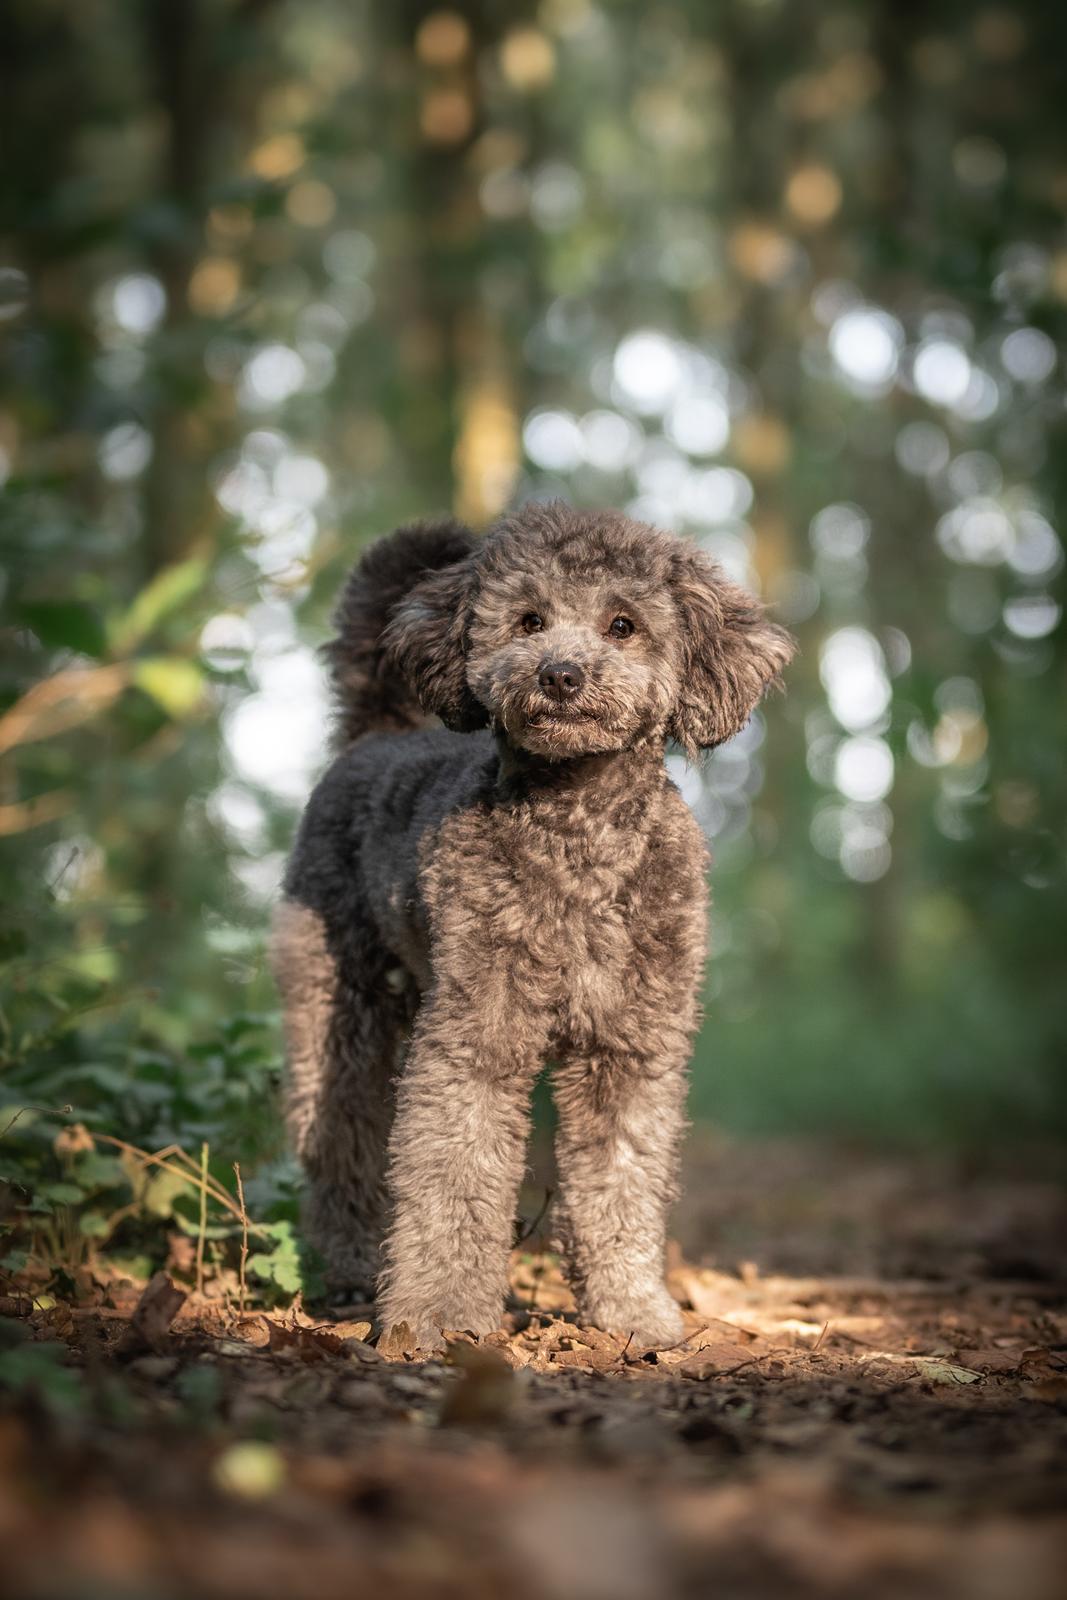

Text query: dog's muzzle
(537, 659), (585, 704)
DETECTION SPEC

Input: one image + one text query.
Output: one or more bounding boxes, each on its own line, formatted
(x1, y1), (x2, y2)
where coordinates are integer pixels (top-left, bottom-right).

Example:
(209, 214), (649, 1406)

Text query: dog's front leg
(378, 986), (543, 1347)
(553, 1049), (688, 1348)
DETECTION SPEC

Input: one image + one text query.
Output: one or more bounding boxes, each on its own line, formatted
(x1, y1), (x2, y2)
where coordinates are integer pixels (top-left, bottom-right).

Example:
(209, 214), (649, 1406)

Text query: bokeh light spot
(834, 736), (894, 804)
(829, 308), (902, 393)
(1000, 327), (1057, 384)
(109, 274), (167, 337)
(98, 422), (153, 482)
(415, 11), (470, 65)
(785, 164), (842, 226)
(819, 627), (891, 732)
(500, 27), (556, 90)
(1003, 594), (1061, 640)
(523, 409), (583, 472)
(612, 331), (684, 415)
(913, 339), (971, 407)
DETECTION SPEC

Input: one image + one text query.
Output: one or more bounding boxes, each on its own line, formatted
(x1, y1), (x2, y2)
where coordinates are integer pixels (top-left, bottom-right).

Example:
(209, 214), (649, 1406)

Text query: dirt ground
(2, 1132), (1065, 1600)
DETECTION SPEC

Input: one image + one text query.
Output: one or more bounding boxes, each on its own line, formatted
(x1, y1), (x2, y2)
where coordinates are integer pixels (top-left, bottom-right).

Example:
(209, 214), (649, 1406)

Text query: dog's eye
(521, 613), (544, 634)
(609, 616), (635, 640)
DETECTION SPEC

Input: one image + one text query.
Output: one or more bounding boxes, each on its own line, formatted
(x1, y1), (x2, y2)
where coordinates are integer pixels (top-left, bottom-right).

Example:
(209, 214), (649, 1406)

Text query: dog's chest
(507, 835), (649, 1036)
(423, 792), (706, 1047)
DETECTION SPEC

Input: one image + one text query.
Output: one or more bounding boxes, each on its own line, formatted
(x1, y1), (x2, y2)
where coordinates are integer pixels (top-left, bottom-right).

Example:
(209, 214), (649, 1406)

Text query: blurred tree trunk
(382, 0), (525, 520)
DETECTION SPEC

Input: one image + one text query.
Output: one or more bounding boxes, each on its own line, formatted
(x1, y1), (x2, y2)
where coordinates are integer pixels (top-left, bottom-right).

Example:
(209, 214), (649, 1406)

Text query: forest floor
(2, 1132), (1065, 1600)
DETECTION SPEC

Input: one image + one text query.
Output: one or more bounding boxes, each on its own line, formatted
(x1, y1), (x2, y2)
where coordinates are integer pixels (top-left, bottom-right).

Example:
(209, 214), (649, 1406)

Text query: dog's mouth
(527, 703), (599, 725)
(515, 700), (633, 757)
(486, 686), (632, 755)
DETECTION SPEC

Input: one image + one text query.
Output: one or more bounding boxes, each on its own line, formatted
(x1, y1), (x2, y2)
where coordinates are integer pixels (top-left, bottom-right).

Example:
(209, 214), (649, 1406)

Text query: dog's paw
(378, 1299), (502, 1353)
(379, 1319), (448, 1355)
(587, 1288), (686, 1350)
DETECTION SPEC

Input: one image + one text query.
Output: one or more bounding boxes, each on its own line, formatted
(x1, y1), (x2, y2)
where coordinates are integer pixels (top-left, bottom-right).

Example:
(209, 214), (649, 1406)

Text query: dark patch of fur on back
(326, 517), (476, 744)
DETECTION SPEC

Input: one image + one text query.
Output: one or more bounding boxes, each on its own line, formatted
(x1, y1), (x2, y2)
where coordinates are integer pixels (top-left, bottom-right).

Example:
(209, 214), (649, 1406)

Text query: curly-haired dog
(272, 501), (794, 1347)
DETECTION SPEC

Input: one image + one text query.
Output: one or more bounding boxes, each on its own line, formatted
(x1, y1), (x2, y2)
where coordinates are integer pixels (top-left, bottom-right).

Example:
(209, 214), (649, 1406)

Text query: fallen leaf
(117, 1272), (186, 1356)
(910, 1355), (984, 1385)
(551, 1348), (596, 1371)
(378, 1321), (420, 1359)
(674, 1268), (732, 1319)
(960, 1347), (1026, 1374)
(166, 1233), (197, 1276)
(53, 1122), (95, 1157)
(329, 1319), (372, 1342)
(263, 1318), (345, 1362)
(677, 1341), (761, 1378)
(439, 1341), (515, 1425)
(689, 1320), (761, 1349)
(860, 1351), (982, 1385)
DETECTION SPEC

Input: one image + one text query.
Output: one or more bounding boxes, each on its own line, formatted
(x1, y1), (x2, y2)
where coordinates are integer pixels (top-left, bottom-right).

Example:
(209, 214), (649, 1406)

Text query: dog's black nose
(538, 659), (585, 702)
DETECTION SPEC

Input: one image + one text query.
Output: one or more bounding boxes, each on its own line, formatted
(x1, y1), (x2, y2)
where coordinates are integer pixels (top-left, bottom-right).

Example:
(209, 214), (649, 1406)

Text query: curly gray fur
(273, 501), (794, 1348)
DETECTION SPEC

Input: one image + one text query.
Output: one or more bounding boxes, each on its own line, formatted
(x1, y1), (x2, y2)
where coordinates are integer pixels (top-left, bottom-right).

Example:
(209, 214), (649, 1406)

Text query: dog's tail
(325, 518), (475, 745)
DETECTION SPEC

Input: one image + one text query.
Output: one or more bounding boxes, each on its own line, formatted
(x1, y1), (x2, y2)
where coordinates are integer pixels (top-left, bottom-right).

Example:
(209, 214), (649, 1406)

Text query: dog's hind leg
(271, 900), (410, 1298)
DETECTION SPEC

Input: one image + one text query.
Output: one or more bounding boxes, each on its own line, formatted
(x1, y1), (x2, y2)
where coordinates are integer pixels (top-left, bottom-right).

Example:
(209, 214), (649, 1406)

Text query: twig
(195, 1141), (209, 1297)
(0, 791), (75, 835)
(88, 1132), (266, 1233)
(0, 662), (131, 756)
(0, 1103), (73, 1141)
(515, 1186), (554, 1247)
(233, 1161), (249, 1317)
(525, 1258), (544, 1321)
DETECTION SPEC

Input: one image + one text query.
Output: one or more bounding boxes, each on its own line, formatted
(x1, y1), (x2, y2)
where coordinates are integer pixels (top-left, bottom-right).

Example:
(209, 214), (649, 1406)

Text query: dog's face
(385, 503), (794, 758)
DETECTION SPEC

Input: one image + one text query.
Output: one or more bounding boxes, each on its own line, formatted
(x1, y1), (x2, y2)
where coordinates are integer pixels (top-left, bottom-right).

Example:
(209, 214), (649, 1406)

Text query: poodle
(271, 500), (794, 1348)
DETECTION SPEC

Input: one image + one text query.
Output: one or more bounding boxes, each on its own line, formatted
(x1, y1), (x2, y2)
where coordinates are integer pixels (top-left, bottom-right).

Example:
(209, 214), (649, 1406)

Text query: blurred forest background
(2, 0), (1066, 1284)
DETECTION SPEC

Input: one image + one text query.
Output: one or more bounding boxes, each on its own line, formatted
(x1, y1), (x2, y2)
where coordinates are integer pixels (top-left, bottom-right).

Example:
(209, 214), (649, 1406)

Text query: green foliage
(15, 602), (108, 660)
(0, 1334), (86, 1418)
(248, 1220), (324, 1300)
(0, 990), (309, 1303)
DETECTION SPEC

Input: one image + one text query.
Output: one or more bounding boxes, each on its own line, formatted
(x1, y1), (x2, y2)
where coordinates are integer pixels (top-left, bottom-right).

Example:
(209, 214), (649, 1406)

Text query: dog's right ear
(383, 547), (488, 732)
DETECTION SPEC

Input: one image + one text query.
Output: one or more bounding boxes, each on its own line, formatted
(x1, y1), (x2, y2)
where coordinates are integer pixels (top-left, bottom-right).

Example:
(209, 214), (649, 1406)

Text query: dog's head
(384, 502), (794, 759)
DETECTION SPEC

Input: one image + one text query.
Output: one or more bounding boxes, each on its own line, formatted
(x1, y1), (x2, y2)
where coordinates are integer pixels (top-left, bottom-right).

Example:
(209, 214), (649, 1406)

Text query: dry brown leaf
(575, 1325), (628, 1360)
(551, 1348), (596, 1370)
(53, 1122), (95, 1157)
(673, 1267), (732, 1319)
(689, 1319), (761, 1348)
(859, 1351), (983, 1385)
(439, 1340), (516, 1425)
(960, 1347), (1026, 1374)
(378, 1320), (420, 1359)
(36, 1301), (76, 1341)
(328, 1319), (372, 1343)
(165, 1233), (197, 1276)
(677, 1340), (762, 1378)
(263, 1318), (345, 1362)
(117, 1272), (186, 1356)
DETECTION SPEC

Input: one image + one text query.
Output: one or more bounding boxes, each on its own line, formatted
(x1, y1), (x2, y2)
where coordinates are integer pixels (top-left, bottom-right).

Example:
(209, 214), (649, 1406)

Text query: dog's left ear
(383, 553), (488, 731)
(668, 543), (795, 755)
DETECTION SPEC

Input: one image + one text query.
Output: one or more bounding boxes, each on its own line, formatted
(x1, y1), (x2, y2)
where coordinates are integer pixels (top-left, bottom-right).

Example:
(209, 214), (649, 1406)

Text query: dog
(271, 500), (794, 1348)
